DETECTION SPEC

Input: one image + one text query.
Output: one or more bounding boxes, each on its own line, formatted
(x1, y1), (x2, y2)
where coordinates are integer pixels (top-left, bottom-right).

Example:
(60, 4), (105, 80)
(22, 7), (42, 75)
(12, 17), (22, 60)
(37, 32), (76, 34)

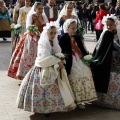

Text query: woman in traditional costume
(11, 0), (25, 48)
(8, 2), (48, 80)
(92, 14), (120, 109)
(56, 2), (78, 35)
(13, 0), (25, 24)
(16, 22), (76, 115)
(0, 0), (11, 41)
(59, 19), (97, 109)
(56, 2), (84, 42)
(17, 0), (32, 37)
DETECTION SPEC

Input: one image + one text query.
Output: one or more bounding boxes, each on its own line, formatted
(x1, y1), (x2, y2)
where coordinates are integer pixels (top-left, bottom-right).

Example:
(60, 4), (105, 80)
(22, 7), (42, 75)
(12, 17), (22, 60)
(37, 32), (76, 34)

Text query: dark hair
(107, 18), (115, 23)
(34, 2), (43, 10)
(76, 1), (81, 6)
(99, 3), (106, 11)
(11, 5), (14, 9)
(65, 2), (73, 9)
(47, 26), (56, 34)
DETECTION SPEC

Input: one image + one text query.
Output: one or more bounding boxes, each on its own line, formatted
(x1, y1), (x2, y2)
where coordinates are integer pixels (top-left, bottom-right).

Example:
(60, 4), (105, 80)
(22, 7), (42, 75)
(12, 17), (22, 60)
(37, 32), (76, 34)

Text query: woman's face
(35, 4), (43, 15)
(47, 27), (57, 41)
(67, 22), (77, 36)
(106, 20), (116, 32)
(66, 4), (73, 15)
(19, 0), (25, 6)
(25, 0), (31, 7)
(0, 1), (3, 7)
(117, 0), (120, 6)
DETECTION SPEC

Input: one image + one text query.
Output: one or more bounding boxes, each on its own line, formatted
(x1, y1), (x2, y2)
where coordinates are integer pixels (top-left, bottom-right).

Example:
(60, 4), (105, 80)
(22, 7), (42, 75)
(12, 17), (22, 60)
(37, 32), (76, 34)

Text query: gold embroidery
(21, 12), (27, 23)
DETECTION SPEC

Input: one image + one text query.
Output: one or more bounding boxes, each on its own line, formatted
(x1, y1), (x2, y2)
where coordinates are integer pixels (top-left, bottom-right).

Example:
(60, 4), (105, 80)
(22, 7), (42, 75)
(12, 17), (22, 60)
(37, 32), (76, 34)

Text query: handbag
(94, 20), (103, 30)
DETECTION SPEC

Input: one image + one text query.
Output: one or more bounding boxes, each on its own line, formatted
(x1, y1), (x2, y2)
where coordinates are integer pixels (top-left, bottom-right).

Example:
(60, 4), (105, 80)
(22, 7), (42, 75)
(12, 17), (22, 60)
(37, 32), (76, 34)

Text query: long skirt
(97, 51), (120, 109)
(16, 66), (73, 113)
(12, 34), (20, 53)
(8, 34), (38, 80)
(68, 54), (97, 104)
(0, 18), (11, 38)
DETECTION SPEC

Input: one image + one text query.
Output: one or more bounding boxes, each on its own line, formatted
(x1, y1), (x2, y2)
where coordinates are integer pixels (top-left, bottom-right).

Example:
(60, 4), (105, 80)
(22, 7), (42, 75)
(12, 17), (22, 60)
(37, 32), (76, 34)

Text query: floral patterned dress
(97, 36), (120, 109)
(7, 33), (39, 80)
(68, 39), (97, 104)
(16, 42), (76, 113)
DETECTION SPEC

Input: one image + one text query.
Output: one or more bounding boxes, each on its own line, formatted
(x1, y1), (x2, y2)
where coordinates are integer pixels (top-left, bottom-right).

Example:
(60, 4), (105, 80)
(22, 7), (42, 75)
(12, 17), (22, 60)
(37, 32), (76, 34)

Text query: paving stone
(0, 32), (120, 120)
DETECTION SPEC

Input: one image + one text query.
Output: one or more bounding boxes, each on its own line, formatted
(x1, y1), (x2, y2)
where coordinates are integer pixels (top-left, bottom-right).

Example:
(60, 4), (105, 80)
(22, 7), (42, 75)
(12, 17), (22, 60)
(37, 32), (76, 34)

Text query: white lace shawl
(26, 3), (48, 30)
(35, 23), (61, 66)
(95, 14), (120, 50)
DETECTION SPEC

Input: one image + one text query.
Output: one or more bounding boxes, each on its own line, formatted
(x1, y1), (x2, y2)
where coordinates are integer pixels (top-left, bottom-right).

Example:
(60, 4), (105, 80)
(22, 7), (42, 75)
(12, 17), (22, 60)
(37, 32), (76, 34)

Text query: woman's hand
(57, 61), (64, 71)
(62, 15), (67, 21)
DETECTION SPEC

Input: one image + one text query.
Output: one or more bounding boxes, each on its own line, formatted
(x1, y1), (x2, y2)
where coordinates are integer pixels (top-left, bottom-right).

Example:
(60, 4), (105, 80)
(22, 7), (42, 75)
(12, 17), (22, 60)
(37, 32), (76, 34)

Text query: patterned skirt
(8, 34), (38, 80)
(68, 55), (97, 104)
(16, 66), (70, 113)
(97, 51), (120, 109)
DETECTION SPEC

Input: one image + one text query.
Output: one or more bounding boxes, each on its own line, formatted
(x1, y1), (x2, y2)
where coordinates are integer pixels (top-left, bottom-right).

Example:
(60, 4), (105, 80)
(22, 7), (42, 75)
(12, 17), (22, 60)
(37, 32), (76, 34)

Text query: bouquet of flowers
(10, 23), (22, 34)
(27, 25), (39, 35)
(53, 53), (66, 60)
(10, 23), (15, 30)
(77, 21), (85, 35)
(83, 55), (98, 66)
(77, 22), (86, 40)
(53, 53), (69, 62)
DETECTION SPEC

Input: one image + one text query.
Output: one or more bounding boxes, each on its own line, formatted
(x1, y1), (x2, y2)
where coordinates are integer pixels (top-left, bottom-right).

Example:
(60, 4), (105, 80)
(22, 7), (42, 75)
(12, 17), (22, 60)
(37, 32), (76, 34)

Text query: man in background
(44, 0), (58, 22)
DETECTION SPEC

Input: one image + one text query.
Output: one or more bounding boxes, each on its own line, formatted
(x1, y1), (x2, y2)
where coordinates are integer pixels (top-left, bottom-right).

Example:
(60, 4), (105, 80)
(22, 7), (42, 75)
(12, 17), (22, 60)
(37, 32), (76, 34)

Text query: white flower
(55, 53), (65, 58)
(10, 23), (15, 29)
(83, 55), (93, 61)
(14, 24), (21, 29)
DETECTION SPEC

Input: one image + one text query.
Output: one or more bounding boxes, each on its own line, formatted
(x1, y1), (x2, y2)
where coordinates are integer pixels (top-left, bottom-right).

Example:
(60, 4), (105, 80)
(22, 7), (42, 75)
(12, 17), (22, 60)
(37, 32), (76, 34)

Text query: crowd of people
(0, 0), (120, 117)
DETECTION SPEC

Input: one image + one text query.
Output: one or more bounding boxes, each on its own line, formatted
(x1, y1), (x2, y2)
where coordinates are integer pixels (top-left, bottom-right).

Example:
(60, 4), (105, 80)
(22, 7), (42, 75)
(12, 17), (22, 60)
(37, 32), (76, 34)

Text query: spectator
(87, 4), (94, 33)
(44, 0), (58, 22)
(75, 1), (83, 21)
(0, 0), (11, 41)
(82, 3), (88, 33)
(94, 3), (107, 41)
(108, 2), (115, 14)
(115, 0), (120, 16)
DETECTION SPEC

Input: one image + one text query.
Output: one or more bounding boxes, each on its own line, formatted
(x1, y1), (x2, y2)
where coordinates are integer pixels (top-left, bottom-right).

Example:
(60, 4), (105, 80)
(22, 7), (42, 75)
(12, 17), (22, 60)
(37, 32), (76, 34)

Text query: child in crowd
(92, 14), (120, 109)
(59, 19), (97, 109)
(16, 22), (76, 115)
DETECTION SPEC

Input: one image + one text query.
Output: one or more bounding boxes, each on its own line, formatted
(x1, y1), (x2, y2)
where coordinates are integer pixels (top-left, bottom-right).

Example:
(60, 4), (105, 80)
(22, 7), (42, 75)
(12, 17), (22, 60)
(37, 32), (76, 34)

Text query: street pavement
(0, 31), (120, 120)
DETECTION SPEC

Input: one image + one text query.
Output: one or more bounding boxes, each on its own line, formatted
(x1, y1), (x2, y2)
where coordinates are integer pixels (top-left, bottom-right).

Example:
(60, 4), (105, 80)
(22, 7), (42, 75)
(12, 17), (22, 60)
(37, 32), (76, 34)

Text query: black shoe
(3, 38), (7, 41)
(44, 113), (50, 117)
